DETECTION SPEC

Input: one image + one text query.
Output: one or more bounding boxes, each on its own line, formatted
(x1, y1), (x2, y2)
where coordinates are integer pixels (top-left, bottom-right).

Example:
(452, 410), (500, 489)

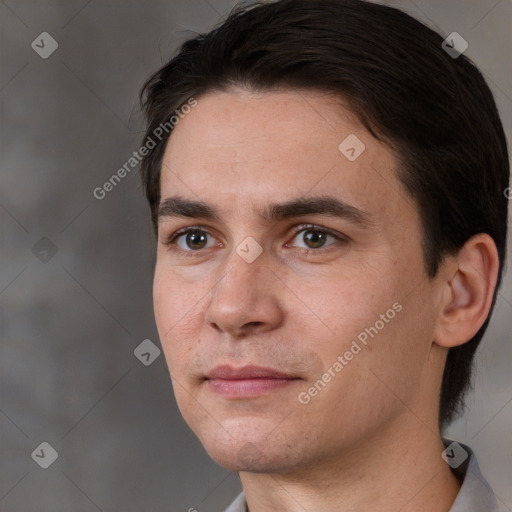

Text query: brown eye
(170, 229), (217, 252)
(185, 230), (208, 250)
(302, 230), (328, 248)
(290, 227), (338, 250)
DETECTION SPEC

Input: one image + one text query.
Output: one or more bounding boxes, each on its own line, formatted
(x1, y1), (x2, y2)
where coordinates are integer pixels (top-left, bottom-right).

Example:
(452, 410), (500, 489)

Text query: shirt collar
(446, 440), (499, 512)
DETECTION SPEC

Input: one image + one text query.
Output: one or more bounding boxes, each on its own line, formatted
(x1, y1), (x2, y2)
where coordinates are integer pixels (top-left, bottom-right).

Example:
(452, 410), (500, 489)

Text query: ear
(434, 233), (500, 348)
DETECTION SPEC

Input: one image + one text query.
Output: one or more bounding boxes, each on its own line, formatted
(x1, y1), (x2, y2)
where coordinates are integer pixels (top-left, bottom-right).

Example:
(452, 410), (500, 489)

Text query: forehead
(160, 88), (414, 227)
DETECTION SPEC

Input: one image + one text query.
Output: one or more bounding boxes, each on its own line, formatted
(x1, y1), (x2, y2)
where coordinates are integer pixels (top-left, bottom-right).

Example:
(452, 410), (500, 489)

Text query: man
(138, 0), (509, 510)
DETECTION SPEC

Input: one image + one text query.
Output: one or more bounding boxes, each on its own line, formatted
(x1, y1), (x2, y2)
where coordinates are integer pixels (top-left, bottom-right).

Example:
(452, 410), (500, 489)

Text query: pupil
(304, 230), (325, 248)
(187, 231), (207, 249)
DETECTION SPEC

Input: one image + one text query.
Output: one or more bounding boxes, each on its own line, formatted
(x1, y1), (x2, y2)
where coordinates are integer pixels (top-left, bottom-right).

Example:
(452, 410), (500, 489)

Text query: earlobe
(434, 233), (499, 349)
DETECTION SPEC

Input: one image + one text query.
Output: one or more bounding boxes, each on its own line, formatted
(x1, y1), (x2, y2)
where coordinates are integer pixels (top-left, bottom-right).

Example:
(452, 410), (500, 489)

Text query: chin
(207, 443), (296, 473)
(198, 426), (304, 473)
(183, 408), (315, 472)
(209, 447), (266, 472)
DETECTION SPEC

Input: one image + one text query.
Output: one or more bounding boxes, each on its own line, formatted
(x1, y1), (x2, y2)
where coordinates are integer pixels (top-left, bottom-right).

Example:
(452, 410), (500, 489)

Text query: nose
(203, 248), (284, 339)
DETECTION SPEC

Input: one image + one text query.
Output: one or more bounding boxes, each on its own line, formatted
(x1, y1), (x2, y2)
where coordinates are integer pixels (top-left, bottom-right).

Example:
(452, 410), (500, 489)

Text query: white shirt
(223, 441), (498, 512)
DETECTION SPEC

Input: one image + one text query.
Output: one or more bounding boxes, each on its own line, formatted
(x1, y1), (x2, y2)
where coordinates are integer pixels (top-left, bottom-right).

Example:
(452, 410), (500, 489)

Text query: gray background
(1, 0), (511, 511)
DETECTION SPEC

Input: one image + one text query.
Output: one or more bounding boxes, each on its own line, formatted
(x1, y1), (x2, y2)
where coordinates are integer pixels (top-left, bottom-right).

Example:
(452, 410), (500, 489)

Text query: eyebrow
(157, 195), (374, 228)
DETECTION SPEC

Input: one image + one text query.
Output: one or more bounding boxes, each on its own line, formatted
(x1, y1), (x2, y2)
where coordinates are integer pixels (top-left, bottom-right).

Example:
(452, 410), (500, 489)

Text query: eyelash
(161, 224), (349, 259)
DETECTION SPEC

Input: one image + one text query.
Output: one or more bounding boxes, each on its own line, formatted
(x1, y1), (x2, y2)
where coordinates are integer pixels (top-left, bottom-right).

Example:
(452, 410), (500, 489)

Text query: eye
(288, 226), (344, 251)
(168, 228), (218, 252)
(162, 224), (347, 258)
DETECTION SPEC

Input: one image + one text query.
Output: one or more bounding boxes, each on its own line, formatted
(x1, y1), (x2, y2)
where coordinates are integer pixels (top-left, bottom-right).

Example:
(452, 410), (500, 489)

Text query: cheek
(153, 265), (206, 370)
(301, 264), (430, 398)
(153, 268), (178, 338)
(335, 286), (434, 411)
(301, 268), (395, 339)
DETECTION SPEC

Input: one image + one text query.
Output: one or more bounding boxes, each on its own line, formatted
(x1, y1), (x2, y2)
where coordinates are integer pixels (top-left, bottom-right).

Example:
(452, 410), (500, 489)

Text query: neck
(239, 413), (461, 512)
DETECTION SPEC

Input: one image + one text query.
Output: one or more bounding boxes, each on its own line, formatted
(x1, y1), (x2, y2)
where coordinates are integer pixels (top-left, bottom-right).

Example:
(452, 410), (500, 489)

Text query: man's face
(153, 89), (443, 472)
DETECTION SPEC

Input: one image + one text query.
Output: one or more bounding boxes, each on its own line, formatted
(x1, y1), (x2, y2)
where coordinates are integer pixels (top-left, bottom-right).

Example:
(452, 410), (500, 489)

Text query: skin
(153, 88), (499, 511)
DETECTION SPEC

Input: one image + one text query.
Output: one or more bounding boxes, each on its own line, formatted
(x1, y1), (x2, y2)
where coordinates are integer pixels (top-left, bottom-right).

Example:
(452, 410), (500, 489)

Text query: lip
(205, 365), (301, 398)
(206, 364), (296, 380)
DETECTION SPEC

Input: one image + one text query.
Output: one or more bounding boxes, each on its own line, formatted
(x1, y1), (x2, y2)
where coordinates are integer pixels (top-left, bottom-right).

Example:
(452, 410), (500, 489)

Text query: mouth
(204, 365), (301, 398)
